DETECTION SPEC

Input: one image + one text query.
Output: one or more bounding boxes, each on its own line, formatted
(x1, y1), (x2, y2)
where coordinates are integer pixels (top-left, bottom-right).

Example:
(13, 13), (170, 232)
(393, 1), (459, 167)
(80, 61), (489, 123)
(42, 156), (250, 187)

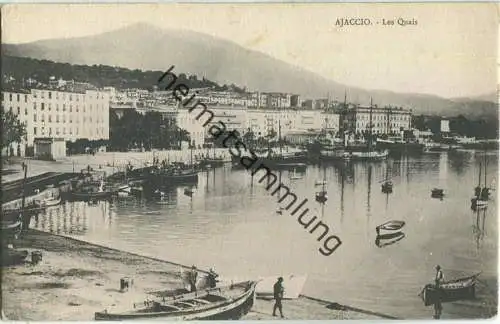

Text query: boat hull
(71, 191), (115, 201)
(421, 276), (478, 306)
(95, 281), (257, 321)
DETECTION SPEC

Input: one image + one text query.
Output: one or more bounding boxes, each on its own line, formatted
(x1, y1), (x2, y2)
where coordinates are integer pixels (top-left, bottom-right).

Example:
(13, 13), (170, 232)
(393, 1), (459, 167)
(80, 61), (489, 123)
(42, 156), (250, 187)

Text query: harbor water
(30, 150), (498, 319)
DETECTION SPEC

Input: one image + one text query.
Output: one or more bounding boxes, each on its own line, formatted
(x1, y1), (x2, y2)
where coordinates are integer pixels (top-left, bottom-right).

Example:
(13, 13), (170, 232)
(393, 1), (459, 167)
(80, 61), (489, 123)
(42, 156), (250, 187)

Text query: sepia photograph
(0, 3), (498, 321)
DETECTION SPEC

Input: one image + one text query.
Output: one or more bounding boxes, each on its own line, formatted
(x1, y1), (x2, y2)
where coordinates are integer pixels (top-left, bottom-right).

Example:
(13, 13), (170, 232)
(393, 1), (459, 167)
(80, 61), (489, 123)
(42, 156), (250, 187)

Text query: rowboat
(39, 197), (61, 207)
(72, 191), (114, 200)
(376, 220), (405, 235)
(1, 219), (23, 241)
(419, 273), (480, 306)
(2, 248), (29, 266)
(431, 188), (444, 198)
(94, 281), (257, 321)
(381, 181), (393, 193)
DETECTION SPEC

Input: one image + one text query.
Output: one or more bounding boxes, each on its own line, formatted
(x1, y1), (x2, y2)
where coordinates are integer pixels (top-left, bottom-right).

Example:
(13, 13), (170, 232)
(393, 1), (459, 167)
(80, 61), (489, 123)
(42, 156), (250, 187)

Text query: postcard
(1, 3), (497, 321)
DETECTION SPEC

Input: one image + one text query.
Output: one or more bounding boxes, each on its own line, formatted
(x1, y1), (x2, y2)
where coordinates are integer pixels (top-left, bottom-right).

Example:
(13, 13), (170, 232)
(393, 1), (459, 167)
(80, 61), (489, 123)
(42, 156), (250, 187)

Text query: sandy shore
(1, 230), (388, 321)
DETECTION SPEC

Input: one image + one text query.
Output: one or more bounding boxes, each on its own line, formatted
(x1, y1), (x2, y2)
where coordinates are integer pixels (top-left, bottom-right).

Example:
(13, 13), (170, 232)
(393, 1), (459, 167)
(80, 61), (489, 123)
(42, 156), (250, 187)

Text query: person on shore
(188, 265), (198, 292)
(435, 265), (444, 288)
(272, 277), (285, 318)
(207, 268), (219, 288)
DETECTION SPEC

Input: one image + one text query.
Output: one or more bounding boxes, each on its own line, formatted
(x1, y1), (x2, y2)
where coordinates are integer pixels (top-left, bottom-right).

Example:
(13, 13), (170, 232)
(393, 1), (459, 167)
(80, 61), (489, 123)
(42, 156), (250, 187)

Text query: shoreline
(1, 229), (393, 321)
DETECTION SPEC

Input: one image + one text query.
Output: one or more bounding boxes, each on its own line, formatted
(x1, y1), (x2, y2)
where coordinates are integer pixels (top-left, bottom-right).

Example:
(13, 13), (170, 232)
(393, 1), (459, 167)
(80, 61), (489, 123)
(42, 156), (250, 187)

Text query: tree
(1, 107), (26, 154)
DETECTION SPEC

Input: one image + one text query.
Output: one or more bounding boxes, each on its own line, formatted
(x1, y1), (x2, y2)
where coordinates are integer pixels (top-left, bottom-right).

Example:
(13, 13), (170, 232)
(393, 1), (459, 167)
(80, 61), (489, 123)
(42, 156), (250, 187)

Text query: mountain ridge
(2, 23), (497, 119)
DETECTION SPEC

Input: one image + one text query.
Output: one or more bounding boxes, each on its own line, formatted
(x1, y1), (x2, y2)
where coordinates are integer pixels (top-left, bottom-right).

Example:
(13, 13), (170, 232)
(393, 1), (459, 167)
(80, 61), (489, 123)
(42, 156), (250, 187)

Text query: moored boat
(381, 181), (393, 193)
(431, 188), (444, 198)
(376, 220), (405, 235)
(94, 281), (257, 321)
(419, 273), (480, 306)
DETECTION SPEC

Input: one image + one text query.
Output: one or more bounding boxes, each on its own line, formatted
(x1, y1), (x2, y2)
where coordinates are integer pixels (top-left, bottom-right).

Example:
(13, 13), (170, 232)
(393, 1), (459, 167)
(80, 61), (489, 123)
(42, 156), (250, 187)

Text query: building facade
(2, 88), (110, 156)
(344, 105), (412, 136)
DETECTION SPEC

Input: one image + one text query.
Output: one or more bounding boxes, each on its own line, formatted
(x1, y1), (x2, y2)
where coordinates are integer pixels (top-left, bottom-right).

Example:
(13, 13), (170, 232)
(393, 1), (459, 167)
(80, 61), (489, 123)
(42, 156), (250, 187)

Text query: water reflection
(472, 207), (487, 249)
(27, 151), (497, 319)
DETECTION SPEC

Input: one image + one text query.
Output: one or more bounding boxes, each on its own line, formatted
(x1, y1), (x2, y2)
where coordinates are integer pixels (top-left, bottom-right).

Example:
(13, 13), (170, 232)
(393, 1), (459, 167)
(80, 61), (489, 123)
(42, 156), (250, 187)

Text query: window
(56, 104), (59, 111)
(63, 127), (66, 135)
(24, 95), (27, 103)
(69, 105), (72, 112)
(48, 115), (52, 122)
(34, 102), (37, 110)
(76, 127), (79, 135)
(33, 114), (37, 122)
(48, 92), (52, 99)
(41, 103), (45, 111)
(17, 94), (20, 101)
(63, 104), (66, 111)
(48, 103), (51, 111)
(56, 115), (59, 123)
(56, 128), (59, 135)
(49, 128), (52, 136)
(24, 108), (27, 116)
(9, 93), (12, 101)
(34, 127), (37, 135)
(41, 114), (45, 122)
(69, 95), (72, 101)
(17, 107), (20, 115)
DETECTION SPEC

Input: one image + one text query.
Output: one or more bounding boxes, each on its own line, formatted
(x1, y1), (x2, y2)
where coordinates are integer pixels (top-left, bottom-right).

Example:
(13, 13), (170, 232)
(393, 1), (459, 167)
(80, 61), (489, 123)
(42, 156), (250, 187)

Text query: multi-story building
(344, 105), (412, 135)
(1, 88), (110, 156)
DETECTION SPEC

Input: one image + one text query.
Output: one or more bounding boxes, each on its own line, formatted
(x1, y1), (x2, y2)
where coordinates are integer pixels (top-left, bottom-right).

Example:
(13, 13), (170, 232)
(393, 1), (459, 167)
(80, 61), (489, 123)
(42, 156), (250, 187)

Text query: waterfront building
(343, 105), (412, 136)
(1, 88), (110, 156)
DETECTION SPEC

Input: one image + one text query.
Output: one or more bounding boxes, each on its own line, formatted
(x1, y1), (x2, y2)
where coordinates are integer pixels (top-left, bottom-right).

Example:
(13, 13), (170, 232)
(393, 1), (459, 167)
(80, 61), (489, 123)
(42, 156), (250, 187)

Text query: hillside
(2, 23), (497, 119)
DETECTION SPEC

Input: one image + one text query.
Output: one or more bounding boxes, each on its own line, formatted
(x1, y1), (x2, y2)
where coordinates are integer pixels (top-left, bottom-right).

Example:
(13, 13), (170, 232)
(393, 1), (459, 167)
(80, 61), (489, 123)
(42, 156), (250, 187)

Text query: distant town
(1, 57), (497, 159)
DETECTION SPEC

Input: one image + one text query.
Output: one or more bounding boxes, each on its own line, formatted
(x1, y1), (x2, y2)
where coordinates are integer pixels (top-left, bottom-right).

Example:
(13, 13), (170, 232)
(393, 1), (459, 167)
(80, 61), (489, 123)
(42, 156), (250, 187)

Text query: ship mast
(368, 97), (373, 153)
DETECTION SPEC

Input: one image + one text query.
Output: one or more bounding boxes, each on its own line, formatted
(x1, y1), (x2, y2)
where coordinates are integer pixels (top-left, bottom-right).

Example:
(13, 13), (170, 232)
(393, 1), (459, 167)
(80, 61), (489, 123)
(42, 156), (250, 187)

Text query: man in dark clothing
(272, 277), (284, 318)
(188, 265), (198, 292)
(207, 268), (219, 288)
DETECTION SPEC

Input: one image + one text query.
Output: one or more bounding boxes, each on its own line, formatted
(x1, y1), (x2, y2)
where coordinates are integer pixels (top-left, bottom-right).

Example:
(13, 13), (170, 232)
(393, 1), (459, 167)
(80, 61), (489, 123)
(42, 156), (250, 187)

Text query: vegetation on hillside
(2, 55), (246, 92)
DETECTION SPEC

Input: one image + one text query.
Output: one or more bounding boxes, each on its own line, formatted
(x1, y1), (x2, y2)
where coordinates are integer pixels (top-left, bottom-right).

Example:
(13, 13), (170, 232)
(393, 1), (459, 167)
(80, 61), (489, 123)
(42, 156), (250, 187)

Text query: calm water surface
(32, 151), (498, 319)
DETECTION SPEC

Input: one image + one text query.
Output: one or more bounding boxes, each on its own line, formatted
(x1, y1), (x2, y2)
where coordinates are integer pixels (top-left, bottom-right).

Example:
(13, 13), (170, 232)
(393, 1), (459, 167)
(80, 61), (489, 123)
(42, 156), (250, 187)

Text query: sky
(1, 3), (498, 98)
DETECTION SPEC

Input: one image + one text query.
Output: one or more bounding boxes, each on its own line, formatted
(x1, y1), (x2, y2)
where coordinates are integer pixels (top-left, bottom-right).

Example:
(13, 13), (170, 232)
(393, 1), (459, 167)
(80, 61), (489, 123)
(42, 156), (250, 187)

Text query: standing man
(207, 268), (219, 288)
(272, 277), (285, 318)
(435, 265), (444, 288)
(188, 265), (198, 292)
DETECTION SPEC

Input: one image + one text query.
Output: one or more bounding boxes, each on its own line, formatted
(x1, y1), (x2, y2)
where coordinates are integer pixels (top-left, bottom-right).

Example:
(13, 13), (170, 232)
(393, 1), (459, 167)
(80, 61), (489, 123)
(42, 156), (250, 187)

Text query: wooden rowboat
(376, 220), (405, 235)
(419, 273), (480, 306)
(95, 281), (257, 321)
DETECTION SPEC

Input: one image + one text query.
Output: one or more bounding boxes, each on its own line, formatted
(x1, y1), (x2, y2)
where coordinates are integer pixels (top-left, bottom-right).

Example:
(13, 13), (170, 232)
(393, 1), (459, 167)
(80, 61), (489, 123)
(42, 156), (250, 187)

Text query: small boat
(376, 220), (405, 235)
(94, 281), (258, 321)
(315, 191), (328, 203)
(470, 197), (488, 209)
(72, 190), (114, 200)
(1, 219), (23, 241)
(2, 248), (29, 266)
(419, 273), (480, 306)
(381, 181), (393, 193)
(184, 188), (194, 197)
(39, 197), (61, 207)
(431, 188), (444, 198)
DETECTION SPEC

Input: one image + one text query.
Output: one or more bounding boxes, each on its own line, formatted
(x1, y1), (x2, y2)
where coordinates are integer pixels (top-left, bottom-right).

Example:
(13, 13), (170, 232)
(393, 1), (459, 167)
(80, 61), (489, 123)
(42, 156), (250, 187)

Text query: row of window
(33, 126), (107, 136)
(33, 102), (106, 112)
(32, 90), (106, 101)
(3, 93), (28, 103)
(33, 114), (106, 123)
(356, 123), (408, 129)
(356, 114), (410, 121)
